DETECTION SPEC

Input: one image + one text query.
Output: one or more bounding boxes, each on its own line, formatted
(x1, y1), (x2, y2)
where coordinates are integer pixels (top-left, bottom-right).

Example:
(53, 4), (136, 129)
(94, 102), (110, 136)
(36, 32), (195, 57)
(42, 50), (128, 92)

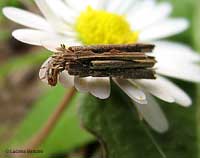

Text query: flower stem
(11, 87), (76, 157)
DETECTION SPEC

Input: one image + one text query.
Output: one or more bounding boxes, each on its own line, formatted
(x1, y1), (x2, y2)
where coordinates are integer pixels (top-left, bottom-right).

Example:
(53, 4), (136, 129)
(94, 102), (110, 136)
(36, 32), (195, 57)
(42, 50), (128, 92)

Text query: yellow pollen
(75, 6), (139, 45)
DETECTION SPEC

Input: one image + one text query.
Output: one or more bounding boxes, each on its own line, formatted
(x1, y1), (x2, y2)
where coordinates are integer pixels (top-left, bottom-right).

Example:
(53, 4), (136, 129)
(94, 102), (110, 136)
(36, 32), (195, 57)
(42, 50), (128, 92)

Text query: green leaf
(79, 84), (198, 158)
(169, 0), (196, 19)
(3, 86), (94, 157)
(193, 0), (200, 51)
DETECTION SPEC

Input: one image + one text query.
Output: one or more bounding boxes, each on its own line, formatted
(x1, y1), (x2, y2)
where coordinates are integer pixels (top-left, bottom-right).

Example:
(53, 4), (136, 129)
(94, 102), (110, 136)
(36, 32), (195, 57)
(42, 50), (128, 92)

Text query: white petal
(75, 77), (111, 99)
(153, 41), (200, 63)
(134, 77), (175, 103)
(74, 77), (90, 92)
(116, 0), (137, 14)
(35, 0), (61, 23)
(66, 0), (99, 11)
(153, 41), (200, 82)
(64, 0), (81, 11)
(95, 0), (108, 10)
(106, 0), (134, 14)
(88, 77), (111, 99)
(34, 0), (74, 34)
(158, 76), (192, 107)
(34, 0), (51, 17)
(62, 32), (78, 39)
(135, 76), (192, 107)
(129, 2), (172, 30)
(59, 71), (74, 88)
(12, 29), (58, 45)
(42, 38), (82, 52)
(46, 0), (77, 25)
(39, 57), (51, 84)
(157, 63), (200, 83)
(114, 79), (147, 104)
(139, 19), (189, 41)
(3, 7), (52, 31)
(127, 0), (156, 29)
(134, 93), (169, 133)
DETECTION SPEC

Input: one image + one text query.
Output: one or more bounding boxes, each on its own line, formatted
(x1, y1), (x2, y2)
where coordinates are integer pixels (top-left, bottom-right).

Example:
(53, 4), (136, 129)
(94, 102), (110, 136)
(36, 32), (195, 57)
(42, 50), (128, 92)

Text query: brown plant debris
(44, 43), (157, 86)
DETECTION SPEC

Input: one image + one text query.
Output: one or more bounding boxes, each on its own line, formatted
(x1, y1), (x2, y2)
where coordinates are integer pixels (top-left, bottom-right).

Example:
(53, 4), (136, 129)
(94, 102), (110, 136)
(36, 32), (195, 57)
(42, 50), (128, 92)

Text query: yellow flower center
(75, 6), (139, 45)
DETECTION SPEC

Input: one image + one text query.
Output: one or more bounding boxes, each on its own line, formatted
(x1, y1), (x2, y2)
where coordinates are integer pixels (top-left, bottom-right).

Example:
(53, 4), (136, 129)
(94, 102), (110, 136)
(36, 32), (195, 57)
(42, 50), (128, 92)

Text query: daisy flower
(3, 0), (200, 133)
